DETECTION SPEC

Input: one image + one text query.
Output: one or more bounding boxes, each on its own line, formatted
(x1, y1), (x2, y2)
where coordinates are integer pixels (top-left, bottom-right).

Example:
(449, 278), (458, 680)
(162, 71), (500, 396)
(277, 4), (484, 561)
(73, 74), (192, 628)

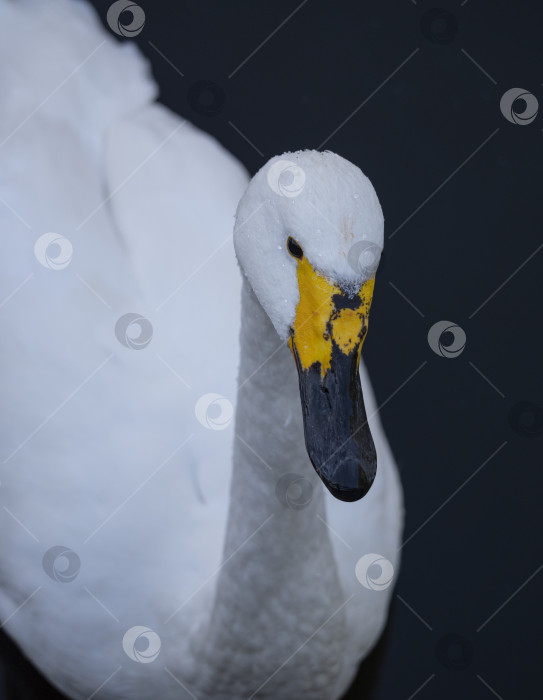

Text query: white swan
(0, 1), (403, 699)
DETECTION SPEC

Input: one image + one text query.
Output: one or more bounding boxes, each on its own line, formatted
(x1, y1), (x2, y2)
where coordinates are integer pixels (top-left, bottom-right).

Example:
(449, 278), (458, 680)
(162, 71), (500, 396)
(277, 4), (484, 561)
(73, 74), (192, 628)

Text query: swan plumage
(0, 1), (403, 698)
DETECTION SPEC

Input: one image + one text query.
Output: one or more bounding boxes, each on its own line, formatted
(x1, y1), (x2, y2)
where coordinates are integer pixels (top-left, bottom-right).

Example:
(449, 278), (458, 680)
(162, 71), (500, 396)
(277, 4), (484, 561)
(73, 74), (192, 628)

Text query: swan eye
(287, 236), (303, 260)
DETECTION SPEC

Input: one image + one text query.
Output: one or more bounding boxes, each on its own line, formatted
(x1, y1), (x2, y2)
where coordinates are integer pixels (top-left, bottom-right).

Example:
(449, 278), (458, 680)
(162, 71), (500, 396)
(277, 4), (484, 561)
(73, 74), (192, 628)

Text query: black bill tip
(292, 340), (377, 503)
(320, 459), (373, 502)
(322, 478), (371, 503)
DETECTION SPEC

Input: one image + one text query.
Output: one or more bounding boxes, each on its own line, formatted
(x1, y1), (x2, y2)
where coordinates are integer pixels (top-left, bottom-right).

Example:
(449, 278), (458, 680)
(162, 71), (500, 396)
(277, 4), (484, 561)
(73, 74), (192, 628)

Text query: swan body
(0, 1), (403, 698)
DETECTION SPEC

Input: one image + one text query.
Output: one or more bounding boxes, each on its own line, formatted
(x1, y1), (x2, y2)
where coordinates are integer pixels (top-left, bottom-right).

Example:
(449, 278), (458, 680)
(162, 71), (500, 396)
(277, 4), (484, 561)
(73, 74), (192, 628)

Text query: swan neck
(195, 279), (345, 695)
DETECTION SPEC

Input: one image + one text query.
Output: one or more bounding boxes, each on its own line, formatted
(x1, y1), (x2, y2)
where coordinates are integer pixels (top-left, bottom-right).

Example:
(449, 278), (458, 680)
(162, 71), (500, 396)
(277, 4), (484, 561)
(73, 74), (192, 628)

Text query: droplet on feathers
(353, 193), (360, 199)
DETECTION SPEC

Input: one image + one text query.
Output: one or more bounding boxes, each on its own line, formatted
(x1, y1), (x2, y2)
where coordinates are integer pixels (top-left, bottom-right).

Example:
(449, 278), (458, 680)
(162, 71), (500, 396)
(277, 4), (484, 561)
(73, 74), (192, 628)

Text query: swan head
(234, 150), (384, 503)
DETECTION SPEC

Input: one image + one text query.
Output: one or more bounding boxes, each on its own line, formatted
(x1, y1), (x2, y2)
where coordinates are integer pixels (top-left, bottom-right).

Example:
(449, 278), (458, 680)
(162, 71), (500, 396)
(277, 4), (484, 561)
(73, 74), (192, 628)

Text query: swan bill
(288, 258), (377, 502)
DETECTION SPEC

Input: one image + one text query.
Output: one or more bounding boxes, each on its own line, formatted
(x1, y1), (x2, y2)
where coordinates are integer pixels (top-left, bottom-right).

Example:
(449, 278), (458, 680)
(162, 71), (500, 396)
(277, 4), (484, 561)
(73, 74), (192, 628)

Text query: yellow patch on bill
(289, 257), (375, 376)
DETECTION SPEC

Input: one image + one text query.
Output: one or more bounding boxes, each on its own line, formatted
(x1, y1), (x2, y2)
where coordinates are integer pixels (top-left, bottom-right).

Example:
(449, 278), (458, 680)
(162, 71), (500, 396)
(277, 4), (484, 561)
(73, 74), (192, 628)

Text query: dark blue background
(2, 1), (542, 698)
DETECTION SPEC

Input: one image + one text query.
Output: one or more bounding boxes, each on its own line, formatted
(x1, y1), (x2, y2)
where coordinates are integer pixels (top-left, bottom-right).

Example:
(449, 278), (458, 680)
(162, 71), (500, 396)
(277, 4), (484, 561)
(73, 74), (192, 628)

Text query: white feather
(0, 1), (403, 698)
